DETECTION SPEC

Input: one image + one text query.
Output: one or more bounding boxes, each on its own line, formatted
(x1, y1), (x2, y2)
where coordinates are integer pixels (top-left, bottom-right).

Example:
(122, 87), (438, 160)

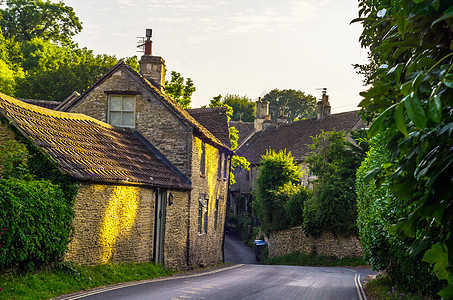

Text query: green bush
(302, 130), (364, 237)
(282, 183), (311, 227)
(356, 135), (443, 294)
(0, 139), (75, 271)
(0, 178), (74, 270)
(252, 149), (301, 234)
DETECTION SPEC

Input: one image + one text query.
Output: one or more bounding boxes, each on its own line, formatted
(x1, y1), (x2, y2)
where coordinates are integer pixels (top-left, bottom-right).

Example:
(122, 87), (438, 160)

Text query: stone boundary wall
(267, 227), (363, 259)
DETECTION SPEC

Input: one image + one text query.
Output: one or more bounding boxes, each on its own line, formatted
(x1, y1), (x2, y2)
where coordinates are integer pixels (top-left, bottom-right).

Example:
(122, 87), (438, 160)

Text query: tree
(303, 130), (366, 237)
(223, 94), (255, 122)
(0, 0), (82, 45)
(261, 89), (317, 122)
(164, 71), (195, 109)
(353, 0), (453, 297)
(252, 149), (301, 233)
(15, 38), (117, 100)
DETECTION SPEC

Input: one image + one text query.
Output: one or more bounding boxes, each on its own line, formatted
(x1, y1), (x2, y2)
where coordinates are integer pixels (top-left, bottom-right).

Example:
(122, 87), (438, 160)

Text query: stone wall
(65, 183), (156, 265)
(268, 227), (363, 259)
(67, 68), (192, 177)
(164, 189), (190, 269)
(188, 136), (229, 267)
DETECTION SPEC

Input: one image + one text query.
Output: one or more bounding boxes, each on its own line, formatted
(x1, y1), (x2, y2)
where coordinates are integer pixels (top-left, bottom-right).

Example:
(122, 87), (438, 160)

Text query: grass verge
(0, 262), (175, 300)
(262, 251), (365, 267)
(364, 274), (433, 300)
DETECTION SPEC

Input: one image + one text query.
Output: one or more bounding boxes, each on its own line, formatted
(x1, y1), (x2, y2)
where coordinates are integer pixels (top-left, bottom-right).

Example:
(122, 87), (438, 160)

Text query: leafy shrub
(252, 149), (301, 233)
(282, 183), (311, 227)
(303, 130), (364, 237)
(356, 135), (443, 294)
(0, 139), (75, 270)
(0, 139), (30, 179)
(0, 178), (74, 270)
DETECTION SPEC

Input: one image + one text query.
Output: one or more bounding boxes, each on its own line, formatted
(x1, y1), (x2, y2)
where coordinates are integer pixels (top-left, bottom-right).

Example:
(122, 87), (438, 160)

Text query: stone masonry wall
(188, 136), (229, 267)
(164, 189), (190, 269)
(268, 227), (363, 259)
(67, 68), (192, 177)
(65, 183), (156, 265)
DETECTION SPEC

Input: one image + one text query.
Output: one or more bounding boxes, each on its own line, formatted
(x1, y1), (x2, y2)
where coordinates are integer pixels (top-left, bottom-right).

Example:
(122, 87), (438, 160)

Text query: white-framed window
(108, 95), (136, 128)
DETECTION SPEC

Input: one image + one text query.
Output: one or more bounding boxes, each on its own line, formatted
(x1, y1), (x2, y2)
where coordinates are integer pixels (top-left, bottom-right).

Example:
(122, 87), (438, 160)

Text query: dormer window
(108, 95), (136, 128)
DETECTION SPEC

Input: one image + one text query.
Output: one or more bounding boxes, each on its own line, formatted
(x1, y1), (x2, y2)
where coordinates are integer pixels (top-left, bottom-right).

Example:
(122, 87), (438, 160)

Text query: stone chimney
(254, 97), (270, 131)
(317, 90), (331, 120)
(276, 108), (288, 125)
(139, 29), (166, 91)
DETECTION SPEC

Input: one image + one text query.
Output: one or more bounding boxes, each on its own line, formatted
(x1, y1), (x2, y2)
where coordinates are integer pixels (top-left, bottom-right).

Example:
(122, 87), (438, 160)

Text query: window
(203, 199), (209, 234)
(198, 197), (208, 234)
(217, 152), (222, 179)
(214, 198), (219, 232)
(246, 170), (250, 180)
(200, 142), (206, 175)
(223, 155), (228, 179)
(108, 95), (136, 128)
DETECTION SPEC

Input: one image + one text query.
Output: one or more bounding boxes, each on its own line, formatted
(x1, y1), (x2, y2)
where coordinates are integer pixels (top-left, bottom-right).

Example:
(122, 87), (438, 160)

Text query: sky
(64, 0), (369, 113)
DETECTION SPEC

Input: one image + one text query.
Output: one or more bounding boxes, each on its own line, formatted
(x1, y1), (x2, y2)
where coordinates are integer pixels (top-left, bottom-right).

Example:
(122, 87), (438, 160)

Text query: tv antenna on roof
(315, 88), (327, 95)
(137, 29), (152, 54)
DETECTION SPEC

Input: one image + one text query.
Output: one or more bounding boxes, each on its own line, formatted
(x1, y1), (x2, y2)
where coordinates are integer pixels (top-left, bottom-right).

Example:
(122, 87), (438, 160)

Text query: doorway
(154, 189), (167, 264)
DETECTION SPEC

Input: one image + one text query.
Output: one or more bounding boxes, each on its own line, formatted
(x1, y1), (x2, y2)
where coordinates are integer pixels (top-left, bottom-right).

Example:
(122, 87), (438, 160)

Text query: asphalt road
(61, 264), (375, 300)
(224, 233), (258, 264)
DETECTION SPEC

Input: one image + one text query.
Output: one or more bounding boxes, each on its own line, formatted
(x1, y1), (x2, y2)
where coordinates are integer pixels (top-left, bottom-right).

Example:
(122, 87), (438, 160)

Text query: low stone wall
(267, 227), (362, 259)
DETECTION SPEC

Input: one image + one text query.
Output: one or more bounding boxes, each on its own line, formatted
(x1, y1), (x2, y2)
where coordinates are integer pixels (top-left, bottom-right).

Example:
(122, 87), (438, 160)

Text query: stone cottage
(0, 93), (194, 268)
(53, 34), (233, 267)
(229, 93), (364, 215)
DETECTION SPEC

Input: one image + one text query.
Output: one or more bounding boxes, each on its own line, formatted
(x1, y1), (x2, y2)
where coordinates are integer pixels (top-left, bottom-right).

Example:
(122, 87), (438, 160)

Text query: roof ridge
(0, 92), (127, 131)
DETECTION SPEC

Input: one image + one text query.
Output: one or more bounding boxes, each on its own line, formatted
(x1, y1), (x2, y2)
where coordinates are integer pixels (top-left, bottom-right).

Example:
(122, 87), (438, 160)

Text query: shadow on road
(224, 233), (259, 264)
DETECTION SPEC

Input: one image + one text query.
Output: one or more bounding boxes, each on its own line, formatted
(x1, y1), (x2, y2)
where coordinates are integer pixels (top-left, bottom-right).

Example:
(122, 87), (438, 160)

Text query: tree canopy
(222, 94), (255, 122)
(164, 71), (195, 109)
(0, 0), (82, 45)
(353, 0), (453, 297)
(261, 89), (317, 122)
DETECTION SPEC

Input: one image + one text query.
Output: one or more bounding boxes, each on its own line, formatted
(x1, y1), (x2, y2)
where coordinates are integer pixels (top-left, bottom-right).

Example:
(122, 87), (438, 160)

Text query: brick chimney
(254, 97), (270, 131)
(317, 90), (331, 120)
(139, 29), (166, 91)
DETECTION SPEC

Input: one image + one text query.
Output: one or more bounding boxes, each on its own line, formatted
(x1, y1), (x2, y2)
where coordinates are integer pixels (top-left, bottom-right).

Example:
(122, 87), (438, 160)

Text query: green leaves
(403, 93), (427, 129)
(422, 243), (449, 280)
(355, 0), (453, 295)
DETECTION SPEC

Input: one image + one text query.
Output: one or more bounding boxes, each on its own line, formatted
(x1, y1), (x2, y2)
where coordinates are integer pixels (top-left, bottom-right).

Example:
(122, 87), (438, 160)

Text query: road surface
(224, 233), (258, 264)
(60, 264), (375, 300)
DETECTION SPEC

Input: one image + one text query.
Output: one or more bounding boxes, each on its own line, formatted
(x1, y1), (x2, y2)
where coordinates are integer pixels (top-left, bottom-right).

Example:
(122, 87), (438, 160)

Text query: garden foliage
(0, 140), (75, 270)
(353, 0), (453, 296)
(303, 130), (366, 237)
(356, 135), (443, 294)
(252, 149), (310, 233)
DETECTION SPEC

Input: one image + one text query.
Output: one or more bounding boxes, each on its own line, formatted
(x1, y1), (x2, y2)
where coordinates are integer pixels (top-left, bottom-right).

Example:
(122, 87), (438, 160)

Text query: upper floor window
(200, 142), (206, 176)
(217, 152), (222, 179)
(108, 95), (136, 128)
(223, 155), (228, 179)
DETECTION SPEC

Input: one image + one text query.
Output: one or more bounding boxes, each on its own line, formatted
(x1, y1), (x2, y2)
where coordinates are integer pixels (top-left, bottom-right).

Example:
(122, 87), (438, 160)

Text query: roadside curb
(55, 264), (244, 300)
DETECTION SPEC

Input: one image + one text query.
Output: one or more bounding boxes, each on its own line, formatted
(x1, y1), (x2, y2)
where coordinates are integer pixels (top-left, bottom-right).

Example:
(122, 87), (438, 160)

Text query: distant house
(229, 93), (364, 215)
(0, 33), (233, 269)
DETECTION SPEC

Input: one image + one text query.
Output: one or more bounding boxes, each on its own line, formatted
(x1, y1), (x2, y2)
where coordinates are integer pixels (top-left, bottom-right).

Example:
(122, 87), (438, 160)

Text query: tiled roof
(186, 107), (231, 148)
(0, 93), (191, 189)
(56, 61), (232, 152)
(229, 121), (255, 146)
(236, 111), (363, 165)
(19, 98), (61, 110)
